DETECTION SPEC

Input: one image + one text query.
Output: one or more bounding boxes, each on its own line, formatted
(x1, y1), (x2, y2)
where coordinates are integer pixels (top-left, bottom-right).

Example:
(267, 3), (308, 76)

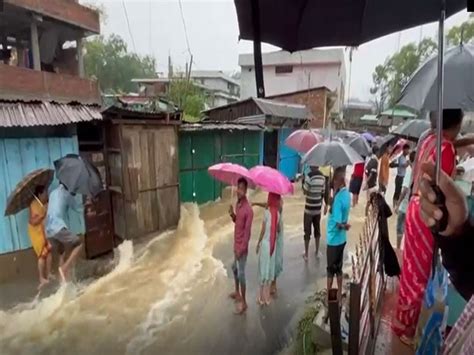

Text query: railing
(348, 204), (385, 355)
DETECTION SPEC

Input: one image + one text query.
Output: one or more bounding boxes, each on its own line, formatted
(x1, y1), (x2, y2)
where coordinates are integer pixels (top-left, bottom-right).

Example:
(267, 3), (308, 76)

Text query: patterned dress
(393, 133), (456, 338)
(259, 210), (282, 284)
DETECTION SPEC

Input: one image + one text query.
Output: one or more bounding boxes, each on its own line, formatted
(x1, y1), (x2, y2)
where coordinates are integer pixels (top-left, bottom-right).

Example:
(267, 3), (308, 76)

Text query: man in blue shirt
(46, 183), (83, 282)
(326, 169), (351, 304)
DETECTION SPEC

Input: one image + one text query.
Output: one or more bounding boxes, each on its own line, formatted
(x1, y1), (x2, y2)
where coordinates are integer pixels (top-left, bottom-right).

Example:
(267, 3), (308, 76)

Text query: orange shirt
(379, 153), (390, 186)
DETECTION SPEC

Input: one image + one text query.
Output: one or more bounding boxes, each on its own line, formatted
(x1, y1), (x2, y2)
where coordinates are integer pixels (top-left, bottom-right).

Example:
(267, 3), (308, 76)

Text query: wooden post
(328, 288), (343, 355)
(30, 19), (41, 71)
(77, 37), (85, 78)
(348, 282), (361, 355)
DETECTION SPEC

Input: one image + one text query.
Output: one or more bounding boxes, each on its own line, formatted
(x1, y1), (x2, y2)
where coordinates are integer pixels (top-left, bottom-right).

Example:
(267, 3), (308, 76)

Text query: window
(275, 65), (293, 74)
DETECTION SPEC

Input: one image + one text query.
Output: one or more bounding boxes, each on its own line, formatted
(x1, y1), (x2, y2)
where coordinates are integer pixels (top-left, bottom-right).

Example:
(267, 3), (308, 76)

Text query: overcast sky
(90, 0), (469, 101)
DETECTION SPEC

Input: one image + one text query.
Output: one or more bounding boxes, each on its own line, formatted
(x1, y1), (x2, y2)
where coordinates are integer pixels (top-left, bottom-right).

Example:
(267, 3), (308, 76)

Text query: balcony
(5, 0), (100, 34)
(0, 64), (100, 105)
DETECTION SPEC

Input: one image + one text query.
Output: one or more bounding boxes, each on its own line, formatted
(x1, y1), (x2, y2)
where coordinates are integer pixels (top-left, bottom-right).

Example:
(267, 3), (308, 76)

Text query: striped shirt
(304, 170), (328, 216)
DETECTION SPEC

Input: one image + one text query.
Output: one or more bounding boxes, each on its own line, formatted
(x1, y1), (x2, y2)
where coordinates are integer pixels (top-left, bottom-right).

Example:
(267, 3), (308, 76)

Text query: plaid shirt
(443, 295), (474, 355)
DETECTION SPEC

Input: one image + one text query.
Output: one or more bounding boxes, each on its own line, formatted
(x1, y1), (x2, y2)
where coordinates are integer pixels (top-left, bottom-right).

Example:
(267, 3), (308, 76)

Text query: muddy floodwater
(0, 179), (396, 355)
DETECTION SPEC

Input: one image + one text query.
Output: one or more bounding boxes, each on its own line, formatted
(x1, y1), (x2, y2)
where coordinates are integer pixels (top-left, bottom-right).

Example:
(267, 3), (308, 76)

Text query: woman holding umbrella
(393, 109), (464, 344)
(5, 168), (55, 290)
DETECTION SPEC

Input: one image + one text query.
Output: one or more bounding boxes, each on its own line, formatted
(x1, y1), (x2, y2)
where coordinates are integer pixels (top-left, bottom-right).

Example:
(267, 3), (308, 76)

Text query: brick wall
(6, 0), (100, 33)
(269, 88), (328, 128)
(0, 64), (100, 104)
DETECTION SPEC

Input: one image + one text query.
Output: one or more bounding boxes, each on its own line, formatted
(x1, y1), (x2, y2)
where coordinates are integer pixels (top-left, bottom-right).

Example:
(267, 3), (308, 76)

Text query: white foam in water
(0, 203), (229, 354)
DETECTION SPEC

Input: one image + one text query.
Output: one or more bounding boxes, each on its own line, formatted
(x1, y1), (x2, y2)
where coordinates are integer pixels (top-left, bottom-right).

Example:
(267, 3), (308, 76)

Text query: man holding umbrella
(46, 154), (103, 282)
(46, 183), (84, 282)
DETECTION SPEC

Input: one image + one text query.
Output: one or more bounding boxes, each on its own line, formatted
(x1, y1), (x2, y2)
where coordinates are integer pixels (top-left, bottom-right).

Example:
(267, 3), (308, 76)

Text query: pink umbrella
(208, 163), (255, 187)
(249, 166), (294, 195)
(285, 129), (323, 153)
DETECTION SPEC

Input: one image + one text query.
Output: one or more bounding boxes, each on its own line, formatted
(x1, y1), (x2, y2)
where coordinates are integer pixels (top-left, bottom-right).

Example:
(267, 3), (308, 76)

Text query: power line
(122, 0), (137, 53)
(178, 0), (192, 58)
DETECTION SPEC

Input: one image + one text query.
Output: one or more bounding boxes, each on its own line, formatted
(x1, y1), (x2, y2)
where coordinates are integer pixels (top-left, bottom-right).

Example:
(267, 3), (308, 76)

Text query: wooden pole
(30, 20), (41, 71)
(328, 288), (343, 355)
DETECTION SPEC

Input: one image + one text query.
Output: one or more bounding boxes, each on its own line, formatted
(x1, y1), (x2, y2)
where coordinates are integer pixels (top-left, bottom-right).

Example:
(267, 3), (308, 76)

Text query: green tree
(84, 34), (156, 94)
(447, 14), (474, 45)
(167, 79), (207, 120)
(370, 38), (436, 108)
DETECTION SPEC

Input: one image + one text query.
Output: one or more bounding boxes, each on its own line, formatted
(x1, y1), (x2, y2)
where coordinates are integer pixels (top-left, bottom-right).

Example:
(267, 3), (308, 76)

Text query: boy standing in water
(228, 178), (253, 315)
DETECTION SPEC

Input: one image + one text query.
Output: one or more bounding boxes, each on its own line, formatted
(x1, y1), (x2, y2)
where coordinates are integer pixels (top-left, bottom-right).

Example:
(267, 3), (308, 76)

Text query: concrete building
(132, 70), (240, 109)
(239, 49), (346, 115)
(0, 0), (103, 280)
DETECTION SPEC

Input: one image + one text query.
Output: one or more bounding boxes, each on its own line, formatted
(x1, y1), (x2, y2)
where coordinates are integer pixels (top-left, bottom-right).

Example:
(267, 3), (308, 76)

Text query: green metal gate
(179, 130), (261, 204)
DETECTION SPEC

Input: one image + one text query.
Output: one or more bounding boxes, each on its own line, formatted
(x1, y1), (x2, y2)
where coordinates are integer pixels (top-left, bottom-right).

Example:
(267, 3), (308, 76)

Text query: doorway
(263, 130), (278, 168)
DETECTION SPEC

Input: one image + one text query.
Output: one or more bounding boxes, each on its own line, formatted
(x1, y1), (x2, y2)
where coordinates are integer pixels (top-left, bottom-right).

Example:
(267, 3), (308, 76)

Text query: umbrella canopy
(208, 163), (255, 188)
(393, 119), (431, 142)
(54, 154), (103, 197)
(302, 141), (363, 168)
(361, 132), (375, 143)
(345, 135), (371, 157)
(284, 129), (323, 153)
(5, 168), (54, 216)
(397, 43), (474, 111)
(234, 0), (465, 51)
(375, 134), (398, 150)
(249, 166), (293, 195)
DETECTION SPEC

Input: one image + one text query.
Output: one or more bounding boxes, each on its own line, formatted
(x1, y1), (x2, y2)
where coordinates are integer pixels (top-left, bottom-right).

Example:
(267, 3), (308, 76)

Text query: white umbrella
(302, 141), (363, 168)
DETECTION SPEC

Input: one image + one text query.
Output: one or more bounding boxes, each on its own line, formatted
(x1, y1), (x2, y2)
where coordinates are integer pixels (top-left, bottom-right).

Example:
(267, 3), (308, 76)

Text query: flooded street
(0, 179), (395, 355)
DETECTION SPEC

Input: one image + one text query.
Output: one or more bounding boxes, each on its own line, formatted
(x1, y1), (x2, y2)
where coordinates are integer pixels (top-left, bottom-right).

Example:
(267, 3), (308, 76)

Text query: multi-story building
(0, 0), (105, 280)
(239, 48), (346, 116)
(133, 70), (240, 109)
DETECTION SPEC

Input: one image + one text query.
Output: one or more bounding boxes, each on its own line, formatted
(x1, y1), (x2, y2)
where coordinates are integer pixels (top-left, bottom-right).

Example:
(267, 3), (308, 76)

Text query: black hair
(34, 185), (46, 198)
(409, 151), (416, 163)
(403, 144), (410, 150)
(442, 109), (464, 130)
(372, 146), (379, 155)
(237, 177), (248, 189)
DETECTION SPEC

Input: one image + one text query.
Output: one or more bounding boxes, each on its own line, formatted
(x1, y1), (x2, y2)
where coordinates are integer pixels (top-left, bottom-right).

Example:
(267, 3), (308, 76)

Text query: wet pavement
(0, 172), (399, 355)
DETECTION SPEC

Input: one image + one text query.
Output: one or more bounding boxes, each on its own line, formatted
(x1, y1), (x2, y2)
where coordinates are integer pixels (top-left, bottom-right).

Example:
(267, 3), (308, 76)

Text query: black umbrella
(54, 154), (103, 197)
(393, 119), (431, 142)
(234, 0), (465, 51)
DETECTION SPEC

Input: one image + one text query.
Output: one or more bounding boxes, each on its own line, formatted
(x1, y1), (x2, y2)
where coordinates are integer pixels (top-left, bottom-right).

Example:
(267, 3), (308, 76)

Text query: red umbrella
(208, 163), (255, 188)
(285, 129), (323, 153)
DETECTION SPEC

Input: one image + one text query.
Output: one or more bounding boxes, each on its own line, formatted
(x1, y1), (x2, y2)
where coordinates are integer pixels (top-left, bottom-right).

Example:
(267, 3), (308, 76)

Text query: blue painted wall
(0, 135), (85, 254)
(278, 128), (300, 180)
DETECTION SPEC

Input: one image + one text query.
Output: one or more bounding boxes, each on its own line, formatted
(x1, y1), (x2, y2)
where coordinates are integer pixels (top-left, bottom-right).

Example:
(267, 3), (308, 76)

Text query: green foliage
(296, 306), (318, 355)
(371, 17), (474, 110)
(370, 38), (437, 110)
(167, 79), (207, 119)
(447, 15), (474, 46)
(84, 34), (156, 94)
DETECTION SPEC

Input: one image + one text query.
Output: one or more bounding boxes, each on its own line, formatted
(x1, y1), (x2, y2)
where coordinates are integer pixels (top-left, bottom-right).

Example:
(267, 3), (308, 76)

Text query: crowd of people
(227, 108), (473, 354)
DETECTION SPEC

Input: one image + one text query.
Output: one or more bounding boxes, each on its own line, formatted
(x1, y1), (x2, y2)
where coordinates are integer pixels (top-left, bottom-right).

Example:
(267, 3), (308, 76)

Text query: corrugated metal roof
(180, 121), (263, 132)
(253, 98), (308, 120)
(235, 114), (266, 125)
(0, 101), (102, 127)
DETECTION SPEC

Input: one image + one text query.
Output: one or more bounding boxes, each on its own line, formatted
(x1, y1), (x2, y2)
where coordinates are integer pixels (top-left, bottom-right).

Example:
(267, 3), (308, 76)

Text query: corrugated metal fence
(0, 134), (85, 253)
(179, 130), (262, 204)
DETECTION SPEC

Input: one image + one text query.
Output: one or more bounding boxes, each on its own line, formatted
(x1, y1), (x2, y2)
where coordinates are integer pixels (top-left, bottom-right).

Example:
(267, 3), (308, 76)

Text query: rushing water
(0, 178), (393, 355)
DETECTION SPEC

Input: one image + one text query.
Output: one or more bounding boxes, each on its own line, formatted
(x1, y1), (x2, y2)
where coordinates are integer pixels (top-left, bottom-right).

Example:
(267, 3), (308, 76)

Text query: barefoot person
(256, 193), (282, 306)
(394, 151), (415, 250)
(228, 178), (253, 315)
(46, 183), (84, 282)
(326, 169), (351, 304)
(303, 166), (329, 261)
(253, 199), (284, 297)
(349, 159), (365, 207)
(28, 185), (52, 289)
